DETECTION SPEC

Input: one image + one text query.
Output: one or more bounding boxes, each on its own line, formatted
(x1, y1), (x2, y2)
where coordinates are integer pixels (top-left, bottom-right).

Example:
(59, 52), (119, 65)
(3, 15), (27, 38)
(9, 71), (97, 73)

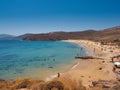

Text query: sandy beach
(55, 40), (120, 88)
(0, 39), (120, 90)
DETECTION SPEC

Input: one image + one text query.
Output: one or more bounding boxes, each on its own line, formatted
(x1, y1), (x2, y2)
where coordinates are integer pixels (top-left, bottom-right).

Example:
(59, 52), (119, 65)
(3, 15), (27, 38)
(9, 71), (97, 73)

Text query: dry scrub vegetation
(0, 77), (86, 90)
(0, 77), (120, 90)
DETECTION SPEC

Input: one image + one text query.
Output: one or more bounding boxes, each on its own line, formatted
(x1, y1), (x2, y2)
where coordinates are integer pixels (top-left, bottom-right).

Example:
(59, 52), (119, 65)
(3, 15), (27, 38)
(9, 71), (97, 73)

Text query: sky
(0, 0), (120, 35)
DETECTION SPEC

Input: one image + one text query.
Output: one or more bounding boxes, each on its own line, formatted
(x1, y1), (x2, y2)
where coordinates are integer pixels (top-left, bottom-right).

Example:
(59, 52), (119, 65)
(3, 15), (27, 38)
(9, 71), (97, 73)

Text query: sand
(58, 40), (120, 88)
(1, 39), (120, 90)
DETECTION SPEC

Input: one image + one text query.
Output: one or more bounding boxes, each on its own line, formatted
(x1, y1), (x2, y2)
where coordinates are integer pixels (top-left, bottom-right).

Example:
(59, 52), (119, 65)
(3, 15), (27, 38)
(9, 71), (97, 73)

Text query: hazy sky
(0, 0), (120, 35)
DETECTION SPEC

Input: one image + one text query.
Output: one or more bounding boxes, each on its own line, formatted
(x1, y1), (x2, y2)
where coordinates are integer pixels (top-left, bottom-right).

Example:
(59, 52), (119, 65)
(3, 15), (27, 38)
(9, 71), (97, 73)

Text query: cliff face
(22, 26), (120, 42)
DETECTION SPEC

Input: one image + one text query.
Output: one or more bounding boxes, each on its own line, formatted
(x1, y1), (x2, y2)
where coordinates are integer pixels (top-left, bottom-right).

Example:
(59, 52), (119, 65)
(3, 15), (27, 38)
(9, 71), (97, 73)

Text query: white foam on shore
(71, 62), (79, 69)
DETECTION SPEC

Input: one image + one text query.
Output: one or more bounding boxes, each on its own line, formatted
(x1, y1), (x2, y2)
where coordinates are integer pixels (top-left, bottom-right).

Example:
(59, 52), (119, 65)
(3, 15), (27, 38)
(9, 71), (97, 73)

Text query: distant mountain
(1, 26), (120, 46)
(22, 26), (120, 41)
(0, 34), (15, 40)
(15, 33), (33, 40)
(0, 33), (34, 40)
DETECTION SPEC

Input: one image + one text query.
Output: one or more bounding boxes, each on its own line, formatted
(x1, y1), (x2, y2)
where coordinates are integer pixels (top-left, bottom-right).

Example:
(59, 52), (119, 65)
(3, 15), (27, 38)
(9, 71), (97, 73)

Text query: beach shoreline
(56, 39), (120, 87)
(0, 39), (120, 89)
(38, 40), (119, 84)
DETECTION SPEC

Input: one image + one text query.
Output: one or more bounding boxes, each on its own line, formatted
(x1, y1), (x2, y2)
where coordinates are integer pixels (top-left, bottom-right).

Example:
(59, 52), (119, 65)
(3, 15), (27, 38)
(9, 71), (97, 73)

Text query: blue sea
(0, 40), (86, 80)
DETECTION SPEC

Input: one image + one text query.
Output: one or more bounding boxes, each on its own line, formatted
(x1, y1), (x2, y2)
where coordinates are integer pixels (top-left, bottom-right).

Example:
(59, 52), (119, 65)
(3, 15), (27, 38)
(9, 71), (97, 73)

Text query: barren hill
(23, 26), (120, 42)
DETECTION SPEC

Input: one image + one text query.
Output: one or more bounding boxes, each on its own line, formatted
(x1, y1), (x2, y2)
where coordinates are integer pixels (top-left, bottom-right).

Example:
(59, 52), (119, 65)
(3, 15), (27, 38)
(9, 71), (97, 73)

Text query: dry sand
(58, 40), (120, 88)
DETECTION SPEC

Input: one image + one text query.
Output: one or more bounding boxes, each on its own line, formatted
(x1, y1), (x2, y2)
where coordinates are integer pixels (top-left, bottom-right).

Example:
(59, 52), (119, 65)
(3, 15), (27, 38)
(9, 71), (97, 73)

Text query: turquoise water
(0, 40), (85, 80)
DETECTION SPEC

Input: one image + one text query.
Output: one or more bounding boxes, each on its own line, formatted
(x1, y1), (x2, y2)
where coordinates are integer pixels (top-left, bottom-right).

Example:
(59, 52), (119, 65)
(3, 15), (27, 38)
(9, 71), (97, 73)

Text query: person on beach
(94, 48), (95, 53)
(58, 72), (60, 78)
(111, 57), (114, 62)
(113, 67), (116, 72)
(101, 48), (103, 51)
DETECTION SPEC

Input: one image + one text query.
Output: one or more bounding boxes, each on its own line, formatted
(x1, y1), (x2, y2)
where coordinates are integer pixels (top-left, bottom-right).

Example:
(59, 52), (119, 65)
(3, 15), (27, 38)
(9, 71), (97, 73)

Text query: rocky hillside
(22, 26), (120, 42)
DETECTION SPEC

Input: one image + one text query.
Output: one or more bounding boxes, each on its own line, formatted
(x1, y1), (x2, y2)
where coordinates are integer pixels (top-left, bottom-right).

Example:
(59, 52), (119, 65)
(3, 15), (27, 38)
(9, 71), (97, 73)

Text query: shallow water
(0, 40), (86, 80)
